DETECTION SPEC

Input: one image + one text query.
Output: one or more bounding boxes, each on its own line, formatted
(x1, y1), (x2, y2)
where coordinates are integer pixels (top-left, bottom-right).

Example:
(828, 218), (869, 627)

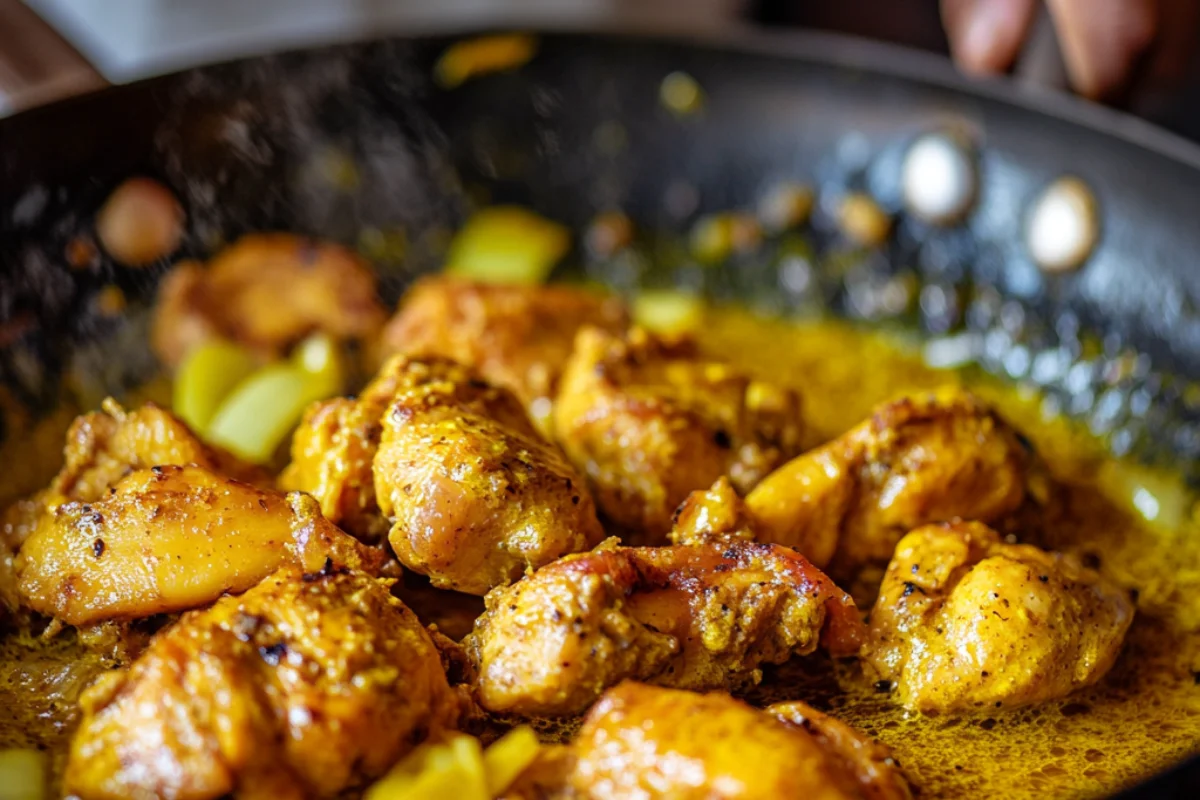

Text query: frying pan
(2, 22), (1200, 798)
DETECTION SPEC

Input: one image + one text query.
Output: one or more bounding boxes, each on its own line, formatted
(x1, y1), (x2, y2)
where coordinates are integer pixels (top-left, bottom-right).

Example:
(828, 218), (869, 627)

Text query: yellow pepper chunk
(366, 735), (488, 800)
(446, 206), (570, 285)
(173, 340), (259, 432)
(435, 34), (538, 89)
(483, 726), (542, 796)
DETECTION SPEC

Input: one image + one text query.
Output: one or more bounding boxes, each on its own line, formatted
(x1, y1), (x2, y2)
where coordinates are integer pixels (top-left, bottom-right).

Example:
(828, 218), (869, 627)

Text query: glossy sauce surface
(4, 308), (1200, 798)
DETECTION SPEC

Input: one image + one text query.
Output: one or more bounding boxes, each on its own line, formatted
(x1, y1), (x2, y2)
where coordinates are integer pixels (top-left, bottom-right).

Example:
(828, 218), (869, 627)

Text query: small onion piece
(902, 132), (978, 225)
(0, 749), (46, 800)
(95, 178), (184, 267)
(1026, 176), (1100, 273)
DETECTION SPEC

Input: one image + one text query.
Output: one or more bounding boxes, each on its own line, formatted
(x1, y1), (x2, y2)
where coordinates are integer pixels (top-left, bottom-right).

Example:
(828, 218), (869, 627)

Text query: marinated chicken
(863, 521), (1134, 712)
(554, 326), (803, 540)
(279, 352), (428, 542)
(556, 682), (908, 800)
(1, 399), (268, 612)
(466, 539), (863, 716)
(374, 356), (605, 594)
(379, 276), (628, 431)
(767, 701), (912, 800)
(151, 233), (385, 366)
(17, 465), (380, 626)
(725, 387), (1031, 577)
(65, 566), (465, 800)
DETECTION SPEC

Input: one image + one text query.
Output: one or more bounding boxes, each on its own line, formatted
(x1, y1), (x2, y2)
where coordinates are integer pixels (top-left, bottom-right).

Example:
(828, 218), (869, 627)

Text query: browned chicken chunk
(554, 326), (804, 541)
(767, 701), (912, 800)
(374, 356), (605, 595)
(466, 540), (863, 716)
(379, 276), (628, 431)
(1, 399), (268, 612)
(151, 233), (385, 366)
(713, 387), (1031, 578)
(17, 465), (380, 626)
(555, 682), (909, 800)
(279, 353), (429, 542)
(864, 521), (1134, 712)
(65, 566), (465, 800)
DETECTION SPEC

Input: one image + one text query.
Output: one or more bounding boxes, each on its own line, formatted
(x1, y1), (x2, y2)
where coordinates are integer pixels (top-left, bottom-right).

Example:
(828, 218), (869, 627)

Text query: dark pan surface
(1, 27), (1199, 796)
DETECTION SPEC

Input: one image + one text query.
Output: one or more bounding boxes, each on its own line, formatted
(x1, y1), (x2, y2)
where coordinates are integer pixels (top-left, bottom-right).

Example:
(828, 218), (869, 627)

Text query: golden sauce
(4, 307), (1200, 798)
(701, 308), (1200, 799)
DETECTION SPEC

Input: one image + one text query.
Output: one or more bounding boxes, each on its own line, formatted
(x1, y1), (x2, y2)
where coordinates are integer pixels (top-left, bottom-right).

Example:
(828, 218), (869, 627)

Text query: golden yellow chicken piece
(554, 326), (804, 540)
(767, 701), (912, 800)
(374, 356), (605, 595)
(17, 465), (380, 626)
(65, 566), (466, 800)
(863, 521), (1134, 713)
(465, 540), (863, 716)
(557, 683), (907, 800)
(1, 400), (268, 612)
(719, 387), (1031, 578)
(378, 276), (628, 430)
(279, 352), (428, 542)
(151, 233), (385, 366)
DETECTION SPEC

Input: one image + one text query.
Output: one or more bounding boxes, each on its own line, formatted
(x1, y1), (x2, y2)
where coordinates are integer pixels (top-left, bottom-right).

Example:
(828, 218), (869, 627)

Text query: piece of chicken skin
(554, 326), (803, 541)
(465, 540), (863, 716)
(64, 566), (466, 800)
(767, 701), (912, 800)
(563, 683), (891, 800)
(738, 387), (1030, 578)
(373, 356), (605, 595)
(378, 276), (628, 432)
(16, 465), (381, 626)
(863, 521), (1134, 713)
(152, 233), (385, 366)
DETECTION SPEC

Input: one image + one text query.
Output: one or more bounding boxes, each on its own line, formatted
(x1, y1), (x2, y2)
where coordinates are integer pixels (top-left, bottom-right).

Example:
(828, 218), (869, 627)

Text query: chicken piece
(864, 521), (1134, 712)
(736, 387), (1031, 577)
(16, 465), (381, 626)
(379, 276), (628, 431)
(374, 356), (605, 595)
(466, 540), (863, 716)
(278, 353), (425, 542)
(669, 476), (757, 546)
(563, 683), (901, 800)
(65, 566), (465, 800)
(767, 701), (912, 800)
(152, 233), (385, 366)
(554, 326), (804, 541)
(1, 399), (269, 612)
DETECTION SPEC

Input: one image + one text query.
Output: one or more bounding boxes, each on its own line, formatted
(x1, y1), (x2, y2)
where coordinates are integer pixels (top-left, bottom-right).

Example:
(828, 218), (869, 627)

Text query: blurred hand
(941, 0), (1163, 99)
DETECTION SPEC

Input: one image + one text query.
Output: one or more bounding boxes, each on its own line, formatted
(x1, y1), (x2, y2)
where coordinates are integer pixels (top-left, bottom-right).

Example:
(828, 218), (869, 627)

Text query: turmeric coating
(531, 682), (911, 800)
(378, 276), (628, 431)
(64, 566), (465, 800)
(864, 521), (1134, 712)
(554, 325), (804, 540)
(466, 539), (862, 716)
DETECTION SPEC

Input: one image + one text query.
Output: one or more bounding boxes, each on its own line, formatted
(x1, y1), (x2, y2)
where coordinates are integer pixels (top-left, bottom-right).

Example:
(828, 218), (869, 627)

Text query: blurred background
(3, 0), (1200, 139)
